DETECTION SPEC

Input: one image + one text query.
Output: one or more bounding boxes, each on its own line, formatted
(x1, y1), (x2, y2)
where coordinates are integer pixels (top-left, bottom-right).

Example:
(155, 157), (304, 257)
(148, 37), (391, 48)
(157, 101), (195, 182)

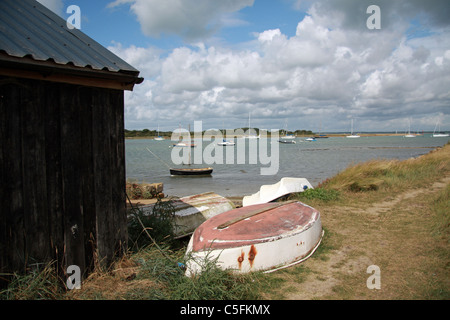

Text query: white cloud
(112, 2), (450, 131)
(108, 0), (254, 41)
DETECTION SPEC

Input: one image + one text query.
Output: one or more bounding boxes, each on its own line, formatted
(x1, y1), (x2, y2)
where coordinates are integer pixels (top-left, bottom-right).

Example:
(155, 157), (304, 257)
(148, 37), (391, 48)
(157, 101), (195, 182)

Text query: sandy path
(281, 175), (450, 300)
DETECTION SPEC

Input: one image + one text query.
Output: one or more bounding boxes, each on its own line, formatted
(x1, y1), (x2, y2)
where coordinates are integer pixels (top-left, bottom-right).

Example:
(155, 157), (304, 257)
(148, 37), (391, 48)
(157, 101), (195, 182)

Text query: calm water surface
(125, 135), (449, 197)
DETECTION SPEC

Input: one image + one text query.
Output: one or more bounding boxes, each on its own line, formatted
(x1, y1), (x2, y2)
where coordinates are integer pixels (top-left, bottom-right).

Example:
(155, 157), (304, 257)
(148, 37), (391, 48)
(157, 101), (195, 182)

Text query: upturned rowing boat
(185, 200), (323, 276)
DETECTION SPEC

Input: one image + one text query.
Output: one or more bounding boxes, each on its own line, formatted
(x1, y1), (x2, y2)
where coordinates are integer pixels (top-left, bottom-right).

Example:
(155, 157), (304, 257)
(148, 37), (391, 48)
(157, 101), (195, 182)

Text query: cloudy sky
(39, 0), (450, 133)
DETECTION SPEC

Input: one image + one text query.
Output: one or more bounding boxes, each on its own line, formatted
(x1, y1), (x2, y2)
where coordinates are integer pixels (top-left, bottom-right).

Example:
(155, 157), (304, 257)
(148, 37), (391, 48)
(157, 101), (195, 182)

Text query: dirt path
(281, 175), (450, 300)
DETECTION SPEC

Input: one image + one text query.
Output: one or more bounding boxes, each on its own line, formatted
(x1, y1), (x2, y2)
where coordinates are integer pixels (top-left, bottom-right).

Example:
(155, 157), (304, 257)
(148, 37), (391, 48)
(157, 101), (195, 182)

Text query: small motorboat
(185, 200), (323, 276)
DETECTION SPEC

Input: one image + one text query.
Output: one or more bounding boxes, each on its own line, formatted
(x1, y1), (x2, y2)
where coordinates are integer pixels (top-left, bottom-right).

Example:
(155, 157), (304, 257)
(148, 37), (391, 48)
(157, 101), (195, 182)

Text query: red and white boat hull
(185, 201), (323, 276)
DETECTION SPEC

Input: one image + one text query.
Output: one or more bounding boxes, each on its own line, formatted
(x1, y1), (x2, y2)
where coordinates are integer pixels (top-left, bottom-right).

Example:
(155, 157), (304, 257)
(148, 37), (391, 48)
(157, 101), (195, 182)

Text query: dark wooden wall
(0, 76), (127, 278)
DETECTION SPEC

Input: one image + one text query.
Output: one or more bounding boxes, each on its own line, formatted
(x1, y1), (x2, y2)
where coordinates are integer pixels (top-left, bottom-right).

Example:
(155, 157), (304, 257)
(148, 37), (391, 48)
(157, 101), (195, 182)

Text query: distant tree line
(124, 128), (314, 138)
(125, 129), (169, 138)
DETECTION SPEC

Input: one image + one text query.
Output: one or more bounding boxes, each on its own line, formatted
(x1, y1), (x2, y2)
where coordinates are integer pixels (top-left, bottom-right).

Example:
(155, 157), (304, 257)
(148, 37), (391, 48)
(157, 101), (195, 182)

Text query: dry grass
(66, 256), (165, 300)
(268, 143), (450, 300)
(323, 144), (450, 195)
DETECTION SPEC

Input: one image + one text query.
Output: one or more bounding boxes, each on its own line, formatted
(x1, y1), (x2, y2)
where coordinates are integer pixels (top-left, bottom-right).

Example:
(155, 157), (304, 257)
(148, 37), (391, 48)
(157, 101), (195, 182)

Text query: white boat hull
(433, 133), (449, 137)
(185, 201), (323, 276)
(243, 177), (313, 207)
(135, 192), (235, 238)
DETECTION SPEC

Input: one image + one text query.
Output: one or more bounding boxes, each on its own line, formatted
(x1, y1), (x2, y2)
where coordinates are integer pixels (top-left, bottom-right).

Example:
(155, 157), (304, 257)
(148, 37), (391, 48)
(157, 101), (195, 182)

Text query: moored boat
(278, 139), (296, 144)
(346, 119), (360, 138)
(432, 120), (449, 137)
(170, 167), (213, 176)
(172, 142), (196, 147)
(218, 139), (236, 146)
(433, 133), (449, 137)
(185, 200), (323, 276)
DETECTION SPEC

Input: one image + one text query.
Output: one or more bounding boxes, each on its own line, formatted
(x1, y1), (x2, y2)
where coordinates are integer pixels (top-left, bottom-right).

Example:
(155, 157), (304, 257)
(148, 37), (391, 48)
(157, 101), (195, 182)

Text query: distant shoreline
(125, 132), (426, 139)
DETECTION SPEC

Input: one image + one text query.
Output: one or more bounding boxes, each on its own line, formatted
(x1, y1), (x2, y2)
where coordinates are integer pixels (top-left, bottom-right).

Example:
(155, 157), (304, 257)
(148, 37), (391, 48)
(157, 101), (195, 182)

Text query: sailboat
(404, 118), (416, 138)
(172, 124), (196, 147)
(432, 120), (449, 137)
(280, 120), (295, 140)
(154, 124), (164, 140)
(314, 120), (328, 138)
(346, 119), (360, 138)
(170, 124), (213, 176)
(218, 123), (236, 146)
(246, 112), (259, 139)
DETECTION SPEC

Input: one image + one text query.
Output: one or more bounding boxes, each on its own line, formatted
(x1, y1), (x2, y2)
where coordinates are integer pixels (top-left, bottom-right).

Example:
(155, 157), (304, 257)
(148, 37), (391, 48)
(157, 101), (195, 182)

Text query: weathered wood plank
(21, 81), (50, 268)
(44, 82), (65, 272)
(60, 86), (86, 274)
(92, 87), (114, 267)
(78, 86), (96, 272)
(110, 90), (127, 255)
(0, 79), (26, 273)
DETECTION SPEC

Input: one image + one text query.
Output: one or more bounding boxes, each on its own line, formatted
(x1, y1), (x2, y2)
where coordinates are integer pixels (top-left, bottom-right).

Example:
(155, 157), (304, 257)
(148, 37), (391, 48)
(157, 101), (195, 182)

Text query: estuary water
(125, 135), (449, 198)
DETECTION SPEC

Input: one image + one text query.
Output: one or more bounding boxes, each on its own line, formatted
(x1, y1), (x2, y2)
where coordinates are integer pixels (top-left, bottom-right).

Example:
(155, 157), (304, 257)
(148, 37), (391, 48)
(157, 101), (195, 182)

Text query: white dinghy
(242, 177), (313, 207)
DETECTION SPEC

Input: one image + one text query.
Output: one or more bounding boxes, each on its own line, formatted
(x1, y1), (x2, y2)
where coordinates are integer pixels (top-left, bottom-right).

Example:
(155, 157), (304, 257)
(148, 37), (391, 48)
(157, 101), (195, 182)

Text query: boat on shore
(132, 192), (235, 239)
(243, 177), (313, 207)
(185, 200), (323, 275)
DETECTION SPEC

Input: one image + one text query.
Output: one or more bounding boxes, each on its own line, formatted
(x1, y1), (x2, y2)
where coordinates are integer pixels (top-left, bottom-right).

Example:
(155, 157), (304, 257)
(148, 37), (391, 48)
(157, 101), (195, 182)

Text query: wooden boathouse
(0, 0), (143, 282)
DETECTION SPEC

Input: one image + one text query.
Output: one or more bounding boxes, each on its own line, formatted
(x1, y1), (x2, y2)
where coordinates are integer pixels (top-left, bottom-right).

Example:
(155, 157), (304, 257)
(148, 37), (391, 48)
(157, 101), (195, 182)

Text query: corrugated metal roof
(0, 0), (140, 76)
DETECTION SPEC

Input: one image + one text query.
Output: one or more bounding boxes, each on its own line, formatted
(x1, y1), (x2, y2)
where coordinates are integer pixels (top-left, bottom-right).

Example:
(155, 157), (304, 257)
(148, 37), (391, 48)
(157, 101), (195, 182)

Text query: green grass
(0, 262), (64, 300)
(292, 187), (340, 202)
